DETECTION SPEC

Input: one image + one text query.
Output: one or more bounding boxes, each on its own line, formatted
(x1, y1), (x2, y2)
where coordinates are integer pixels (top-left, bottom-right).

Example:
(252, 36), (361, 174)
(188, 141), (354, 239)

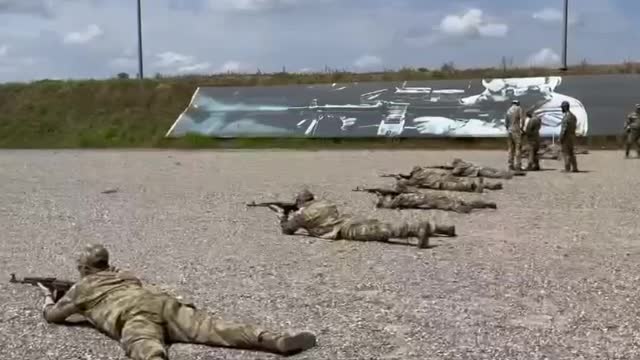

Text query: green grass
(0, 64), (636, 149)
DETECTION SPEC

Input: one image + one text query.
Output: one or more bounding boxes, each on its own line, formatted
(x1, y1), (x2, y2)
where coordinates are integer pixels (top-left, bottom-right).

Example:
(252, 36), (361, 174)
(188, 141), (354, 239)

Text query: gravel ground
(1, 149), (639, 360)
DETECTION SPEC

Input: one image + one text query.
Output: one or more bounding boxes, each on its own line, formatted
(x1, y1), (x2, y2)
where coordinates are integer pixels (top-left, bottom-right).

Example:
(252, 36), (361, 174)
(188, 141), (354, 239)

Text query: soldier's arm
(280, 210), (305, 235)
(42, 284), (82, 324)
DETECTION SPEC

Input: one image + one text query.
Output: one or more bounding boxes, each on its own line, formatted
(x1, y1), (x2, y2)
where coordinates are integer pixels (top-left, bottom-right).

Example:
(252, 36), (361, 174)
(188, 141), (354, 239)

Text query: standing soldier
(624, 104), (640, 158)
(523, 109), (542, 171)
(559, 101), (578, 172)
(505, 100), (525, 171)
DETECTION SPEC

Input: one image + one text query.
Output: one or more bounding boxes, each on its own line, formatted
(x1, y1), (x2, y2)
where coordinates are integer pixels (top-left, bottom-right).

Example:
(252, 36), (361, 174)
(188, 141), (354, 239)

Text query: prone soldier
(381, 167), (503, 193)
(426, 159), (525, 179)
(523, 109), (542, 171)
(353, 186), (497, 213)
(624, 104), (640, 158)
(35, 244), (317, 359)
(272, 190), (457, 249)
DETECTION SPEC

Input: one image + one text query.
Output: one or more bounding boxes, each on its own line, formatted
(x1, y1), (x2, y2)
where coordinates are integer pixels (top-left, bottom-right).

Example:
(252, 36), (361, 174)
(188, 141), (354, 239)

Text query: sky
(0, 0), (638, 82)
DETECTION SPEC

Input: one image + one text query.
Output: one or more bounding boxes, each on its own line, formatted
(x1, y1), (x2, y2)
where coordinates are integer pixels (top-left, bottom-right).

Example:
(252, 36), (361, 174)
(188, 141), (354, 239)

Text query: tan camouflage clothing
(506, 104), (525, 170)
(560, 110), (578, 172)
(449, 159), (521, 179)
(397, 169), (502, 193)
(625, 111), (640, 157)
(375, 192), (497, 213)
(42, 269), (314, 359)
(524, 114), (542, 171)
(280, 199), (455, 248)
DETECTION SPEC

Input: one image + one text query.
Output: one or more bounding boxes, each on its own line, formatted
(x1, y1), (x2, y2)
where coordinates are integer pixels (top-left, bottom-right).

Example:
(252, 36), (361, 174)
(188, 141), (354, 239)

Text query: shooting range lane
(166, 74), (640, 138)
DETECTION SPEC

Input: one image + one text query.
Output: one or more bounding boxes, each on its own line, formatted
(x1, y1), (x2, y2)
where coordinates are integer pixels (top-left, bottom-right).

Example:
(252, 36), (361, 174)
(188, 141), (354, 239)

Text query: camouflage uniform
(505, 102), (525, 170)
(280, 195), (456, 249)
(624, 107), (640, 158)
(41, 245), (316, 360)
(375, 192), (497, 213)
(399, 168), (503, 193)
(559, 102), (578, 172)
(448, 159), (523, 179)
(523, 112), (542, 171)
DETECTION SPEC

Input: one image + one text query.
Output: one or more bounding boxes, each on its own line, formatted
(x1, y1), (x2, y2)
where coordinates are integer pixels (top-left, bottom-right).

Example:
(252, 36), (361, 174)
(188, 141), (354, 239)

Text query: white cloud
(532, 7), (580, 25)
(153, 51), (195, 68)
(438, 9), (508, 38)
(0, 45), (7, 57)
(354, 55), (382, 69)
(63, 24), (103, 45)
(527, 48), (561, 67)
(178, 62), (211, 73)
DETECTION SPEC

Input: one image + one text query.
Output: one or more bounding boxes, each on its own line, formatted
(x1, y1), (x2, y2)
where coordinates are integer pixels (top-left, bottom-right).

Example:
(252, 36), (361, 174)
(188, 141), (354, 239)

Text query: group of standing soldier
(506, 99), (578, 172)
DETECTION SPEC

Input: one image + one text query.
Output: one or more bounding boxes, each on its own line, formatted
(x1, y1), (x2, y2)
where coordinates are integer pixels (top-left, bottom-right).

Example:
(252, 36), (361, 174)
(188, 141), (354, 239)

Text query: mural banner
(165, 75), (636, 138)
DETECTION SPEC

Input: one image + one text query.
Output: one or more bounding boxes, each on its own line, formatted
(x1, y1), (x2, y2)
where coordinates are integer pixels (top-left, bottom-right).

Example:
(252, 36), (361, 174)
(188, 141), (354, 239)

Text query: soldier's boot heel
(261, 331), (317, 355)
(416, 223), (430, 249)
(434, 224), (456, 237)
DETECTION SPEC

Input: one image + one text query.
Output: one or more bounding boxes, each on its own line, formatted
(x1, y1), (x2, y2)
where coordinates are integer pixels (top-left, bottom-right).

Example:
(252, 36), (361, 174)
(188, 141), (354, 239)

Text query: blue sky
(0, 0), (636, 82)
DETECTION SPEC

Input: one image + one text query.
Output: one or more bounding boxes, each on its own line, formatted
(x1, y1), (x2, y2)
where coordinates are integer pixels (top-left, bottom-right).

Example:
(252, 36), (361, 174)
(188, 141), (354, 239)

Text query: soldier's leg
(532, 141), (541, 170)
(477, 168), (512, 179)
(625, 132), (633, 158)
(121, 316), (168, 360)
(440, 179), (483, 193)
(569, 145), (578, 172)
(507, 135), (515, 169)
(561, 144), (571, 171)
(165, 302), (316, 355)
(632, 131), (640, 157)
(466, 200), (497, 210)
(340, 220), (434, 248)
(514, 136), (523, 170)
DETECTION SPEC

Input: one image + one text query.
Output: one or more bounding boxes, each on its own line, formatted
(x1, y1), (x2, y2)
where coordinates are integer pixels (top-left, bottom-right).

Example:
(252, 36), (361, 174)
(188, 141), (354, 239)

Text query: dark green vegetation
(0, 64), (637, 148)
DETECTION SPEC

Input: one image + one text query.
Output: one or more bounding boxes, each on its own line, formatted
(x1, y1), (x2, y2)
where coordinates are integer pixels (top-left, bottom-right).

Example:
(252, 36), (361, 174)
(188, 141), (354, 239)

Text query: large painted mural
(165, 76), (598, 138)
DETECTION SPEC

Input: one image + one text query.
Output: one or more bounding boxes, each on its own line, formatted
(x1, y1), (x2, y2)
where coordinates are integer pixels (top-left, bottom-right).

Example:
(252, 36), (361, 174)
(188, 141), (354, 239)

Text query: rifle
(10, 273), (74, 302)
(352, 186), (405, 196)
(379, 172), (411, 180)
(246, 201), (299, 216)
(423, 165), (454, 170)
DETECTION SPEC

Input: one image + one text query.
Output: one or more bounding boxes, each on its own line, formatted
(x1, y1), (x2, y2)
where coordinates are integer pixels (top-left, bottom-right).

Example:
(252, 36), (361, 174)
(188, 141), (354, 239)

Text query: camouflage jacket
(505, 105), (525, 134)
(560, 111), (577, 143)
(42, 269), (178, 340)
(280, 199), (350, 239)
(625, 112), (640, 131)
(523, 114), (542, 140)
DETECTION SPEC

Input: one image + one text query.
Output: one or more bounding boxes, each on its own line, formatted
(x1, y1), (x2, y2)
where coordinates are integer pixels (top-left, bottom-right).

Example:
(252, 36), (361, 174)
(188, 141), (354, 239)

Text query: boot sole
(280, 332), (317, 355)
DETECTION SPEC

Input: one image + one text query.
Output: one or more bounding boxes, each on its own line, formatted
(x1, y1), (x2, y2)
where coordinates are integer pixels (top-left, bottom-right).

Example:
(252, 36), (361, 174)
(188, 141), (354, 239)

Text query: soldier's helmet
(77, 244), (110, 270)
(295, 189), (315, 204)
(561, 101), (570, 108)
(512, 100), (520, 105)
(636, 103), (640, 110)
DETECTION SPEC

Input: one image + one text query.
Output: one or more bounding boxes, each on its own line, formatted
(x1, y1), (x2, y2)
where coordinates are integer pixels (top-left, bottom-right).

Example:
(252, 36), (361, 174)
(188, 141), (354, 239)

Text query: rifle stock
(246, 200), (299, 215)
(10, 273), (74, 301)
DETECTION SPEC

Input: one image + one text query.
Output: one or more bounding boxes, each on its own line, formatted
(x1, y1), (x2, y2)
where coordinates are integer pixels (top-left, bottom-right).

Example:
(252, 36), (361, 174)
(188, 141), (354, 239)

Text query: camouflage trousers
(400, 178), (501, 193)
(384, 194), (496, 213)
(337, 219), (455, 244)
(625, 129), (640, 157)
(120, 298), (283, 360)
(507, 133), (523, 170)
(476, 168), (515, 179)
(561, 140), (578, 172)
(526, 139), (540, 171)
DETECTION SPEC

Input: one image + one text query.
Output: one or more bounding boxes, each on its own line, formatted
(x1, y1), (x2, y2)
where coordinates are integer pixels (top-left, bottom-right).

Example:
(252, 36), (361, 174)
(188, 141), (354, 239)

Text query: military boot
(433, 224), (456, 237)
(484, 181), (503, 190)
(258, 331), (317, 355)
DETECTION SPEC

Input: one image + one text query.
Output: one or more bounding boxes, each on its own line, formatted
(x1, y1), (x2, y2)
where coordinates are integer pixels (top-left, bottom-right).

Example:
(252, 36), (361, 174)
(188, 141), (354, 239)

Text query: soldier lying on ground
(382, 167), (503, 193)
(36, 244), (317, 360)
(274, 190), (457, 249)
(521, 141), (589, 160)
(353, 186), (497, 213)
(425, 158), (526, 179)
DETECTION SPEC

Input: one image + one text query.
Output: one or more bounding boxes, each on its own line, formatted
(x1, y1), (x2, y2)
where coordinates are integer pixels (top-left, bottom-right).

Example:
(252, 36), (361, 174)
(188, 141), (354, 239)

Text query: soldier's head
(76, 244), (110, 277)
(295, 189), (315, 207)
(526, 109), (534, 118)
(511, 100), (520, 107)
(561, 101), (570, 113)
(451, 158), (463, 166)
(636, 104), (640, 113)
